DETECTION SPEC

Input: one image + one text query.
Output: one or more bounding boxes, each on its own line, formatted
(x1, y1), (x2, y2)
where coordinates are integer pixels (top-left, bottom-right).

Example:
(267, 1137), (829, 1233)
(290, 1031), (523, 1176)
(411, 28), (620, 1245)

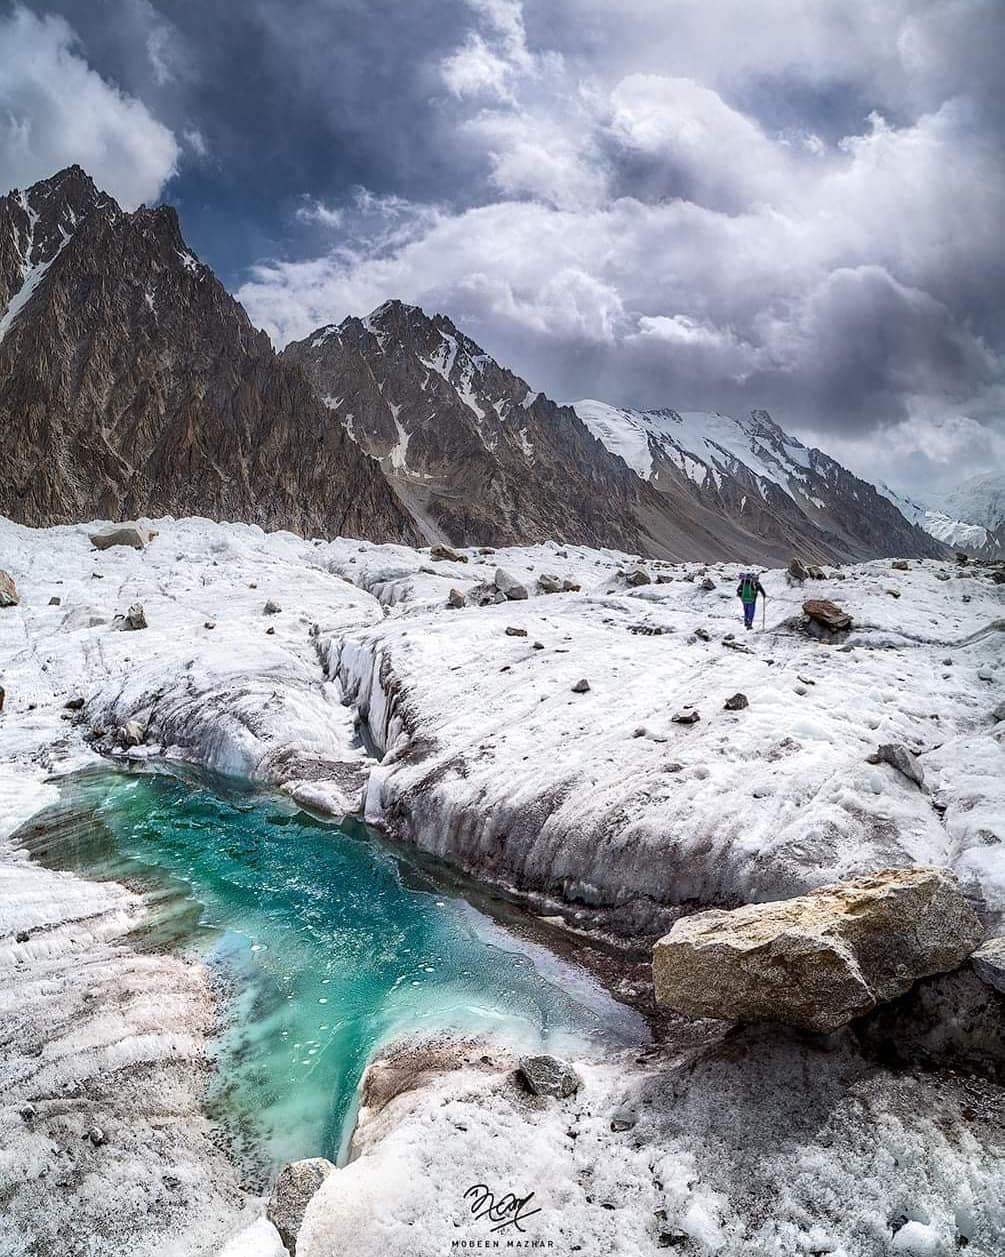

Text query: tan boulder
(0, 570), (18, 606)
(90, 523), (154, 550)
(653, 868), (983, 1033)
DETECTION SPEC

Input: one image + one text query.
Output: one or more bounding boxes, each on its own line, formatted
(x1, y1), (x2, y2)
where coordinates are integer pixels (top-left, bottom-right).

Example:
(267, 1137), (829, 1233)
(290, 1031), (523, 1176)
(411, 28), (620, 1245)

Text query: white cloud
(183, 128), (209, 158)
(0, 6), (178, 209)
(296, 198), (342, 228)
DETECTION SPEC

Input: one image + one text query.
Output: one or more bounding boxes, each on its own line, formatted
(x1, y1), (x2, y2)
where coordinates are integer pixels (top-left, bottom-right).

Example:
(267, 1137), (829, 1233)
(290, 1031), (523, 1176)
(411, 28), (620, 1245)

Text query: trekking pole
(762, 596), (766, 631)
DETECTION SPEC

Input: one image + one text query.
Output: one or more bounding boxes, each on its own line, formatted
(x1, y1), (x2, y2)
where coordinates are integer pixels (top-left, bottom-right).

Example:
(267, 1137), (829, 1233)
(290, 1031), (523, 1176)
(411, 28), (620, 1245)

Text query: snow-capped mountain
(573, 399), (946, 562)
(878, 478), (1004, 559)
(0, 167), (416, 542)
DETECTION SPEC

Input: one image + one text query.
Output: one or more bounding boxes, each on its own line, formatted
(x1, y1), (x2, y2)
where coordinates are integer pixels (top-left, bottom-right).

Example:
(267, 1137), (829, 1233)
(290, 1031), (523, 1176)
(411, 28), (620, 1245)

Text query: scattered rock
(724, 693), (748, 711)
(699, 577), (716, 591)
(807, 564), (826, 579)
(64, 698), (85, 711)
(119, 603), (147, 631)
(626, 569), (651, 587)
(517, 1054), (581, 1098)
(267, 1157), (336, 1255)
(430, 545), (467, 563)
(802, 599), (852, 632)
(977, 667), (994, 682)
(90, 523), (153, 550)
(993, 700), (1005, 723)
(892, 559), (909, 570)
(885, 588), (901, 598)
(972, 938), (1005, 994)
(0, 570), (19, 607)
(532, 641), (544, 650)
(694, 627), (711, 642)
(505, 626), (528, 637)
(18, 1104), (35, 1121)
(671, 710), (700, 725)
(0, 685), (5, 713)
(562, 579), (581, 592)
(495, 568), (529, 600)
(266, 626), (275, 635)
(787, 557), (808, 582)
(446, 588), (465, 609)
(537, 574), (563, 594)
(609, 1116), (635, 1132)
(571, 678), (591, 693)
(48, 595), (61, 606)
(264, 600), (282, 615)
(15, 930), (29, 943)
(867, 743), (925, 787)
(653, 867), (984, 1032)
(204, 621), (216, 629)
(86, 1127), (108, 1147)
(993, 570), (1005, 585)
(121, 720), (145, 747)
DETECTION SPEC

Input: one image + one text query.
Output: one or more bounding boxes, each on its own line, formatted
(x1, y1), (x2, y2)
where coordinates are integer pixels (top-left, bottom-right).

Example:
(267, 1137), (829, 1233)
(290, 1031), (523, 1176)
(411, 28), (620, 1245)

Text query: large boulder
(653, 868), (983, 1033)
(972, 938), (1005, 994)
(802, 599), (852, 632)
(90, 523), (153, 550)
(0, 570), (18, 606)
(267, 1158), (336, 1255)
(494, 568), (529, 600)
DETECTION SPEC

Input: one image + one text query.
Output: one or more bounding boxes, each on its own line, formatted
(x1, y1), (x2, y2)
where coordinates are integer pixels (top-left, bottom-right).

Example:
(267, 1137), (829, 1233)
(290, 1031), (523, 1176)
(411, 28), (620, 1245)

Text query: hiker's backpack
(740, 574), (757, 601)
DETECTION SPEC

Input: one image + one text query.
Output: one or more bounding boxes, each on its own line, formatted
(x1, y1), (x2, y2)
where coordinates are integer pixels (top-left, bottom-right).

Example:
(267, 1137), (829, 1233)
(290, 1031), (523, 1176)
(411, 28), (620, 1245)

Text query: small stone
(532, 641), (544, 650)
(978, 668), (994, 682)
(447, 588), (465, 609)
(15, 930), (29, 943)
(972, 938), (1005, 994)
(505, 626), (528, 637)
(609, 1116), (635, 1132)
(430, 545), (467, 563)
(724, 693), (748, 711)
(19, 1104), (36, 1121)
(694, 627), (711, 642)
(64, 698), (85, 710)
(120, 603), (147, 631)
(993, 701), (1005, 723)
(699, 577), (716, 591)
(266, 626), (275, 635)
(495, 568), (529, 600)
(268, 1158), (336, 1255)
(672, 710), (700, 725)
(807, 564), (826, 579)
(517, 1054), (581, 1098)
(886, 588), (901, 598)
(537, 574), (563, 594)
(794, 684), (808, 696)
(892, 559), (909, 570)
(48, 596), (61, 606)
(571, 678), (591, 693)
(562, 579), (581, 592)
(121, 720), (145, 747)
(962, 594), (972, 603)
(943, 658), (952, 666)
(89, 523), (153, 551)
(204, 621), (216, 629)
(0, 685), (5, 713)
(87, 1127), (108, 1147)
(626, 568), (651, 587)
(0, 570), (20, 607)
(867, 743), (924, 787)
(264, 600), (282, 615)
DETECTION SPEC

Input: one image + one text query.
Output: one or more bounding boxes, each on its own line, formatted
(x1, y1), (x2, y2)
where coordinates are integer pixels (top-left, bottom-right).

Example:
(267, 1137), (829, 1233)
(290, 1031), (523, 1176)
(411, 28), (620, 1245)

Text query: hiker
(736, 570), (766, 630)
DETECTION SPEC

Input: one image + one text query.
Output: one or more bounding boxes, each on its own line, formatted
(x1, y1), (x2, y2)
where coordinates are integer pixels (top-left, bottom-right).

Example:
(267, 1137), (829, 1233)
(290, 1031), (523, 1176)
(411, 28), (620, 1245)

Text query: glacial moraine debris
(268, 1158), (336, 1255)
(517, 1054), (581, 1098)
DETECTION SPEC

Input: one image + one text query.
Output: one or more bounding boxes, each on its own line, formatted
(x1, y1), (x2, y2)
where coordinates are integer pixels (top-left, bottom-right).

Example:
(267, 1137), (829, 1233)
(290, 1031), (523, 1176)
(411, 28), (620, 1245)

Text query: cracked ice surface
(329, 543), (1005, 934)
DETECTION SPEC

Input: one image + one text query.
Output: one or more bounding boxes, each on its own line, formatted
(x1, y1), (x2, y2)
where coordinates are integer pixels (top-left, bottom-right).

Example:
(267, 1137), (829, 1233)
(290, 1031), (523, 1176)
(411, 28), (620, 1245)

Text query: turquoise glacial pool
(24, 766), (645, 1173)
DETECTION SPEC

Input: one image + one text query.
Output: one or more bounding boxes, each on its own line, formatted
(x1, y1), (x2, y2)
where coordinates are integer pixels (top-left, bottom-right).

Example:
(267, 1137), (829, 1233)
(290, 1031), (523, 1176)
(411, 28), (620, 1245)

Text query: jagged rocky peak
(0, 167), (418, 543)
(285, 300), (649, 551)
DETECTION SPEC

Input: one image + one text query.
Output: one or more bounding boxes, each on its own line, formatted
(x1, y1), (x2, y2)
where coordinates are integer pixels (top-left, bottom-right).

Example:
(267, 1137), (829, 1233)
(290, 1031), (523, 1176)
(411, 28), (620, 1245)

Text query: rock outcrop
(0, 570), (18, 606)
(268, 1158), (336, 1255)
(653, 868), (983, 1032)
(0, 167), (418, 544)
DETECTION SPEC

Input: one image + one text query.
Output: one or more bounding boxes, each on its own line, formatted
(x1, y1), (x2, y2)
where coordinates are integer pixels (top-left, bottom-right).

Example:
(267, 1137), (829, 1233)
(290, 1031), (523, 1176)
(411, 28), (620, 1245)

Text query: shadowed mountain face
(286, 302), (946, 562)
(0, 167), (947, 562)
(0, 167), (418, 543)
(284, 301), (653, 552)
